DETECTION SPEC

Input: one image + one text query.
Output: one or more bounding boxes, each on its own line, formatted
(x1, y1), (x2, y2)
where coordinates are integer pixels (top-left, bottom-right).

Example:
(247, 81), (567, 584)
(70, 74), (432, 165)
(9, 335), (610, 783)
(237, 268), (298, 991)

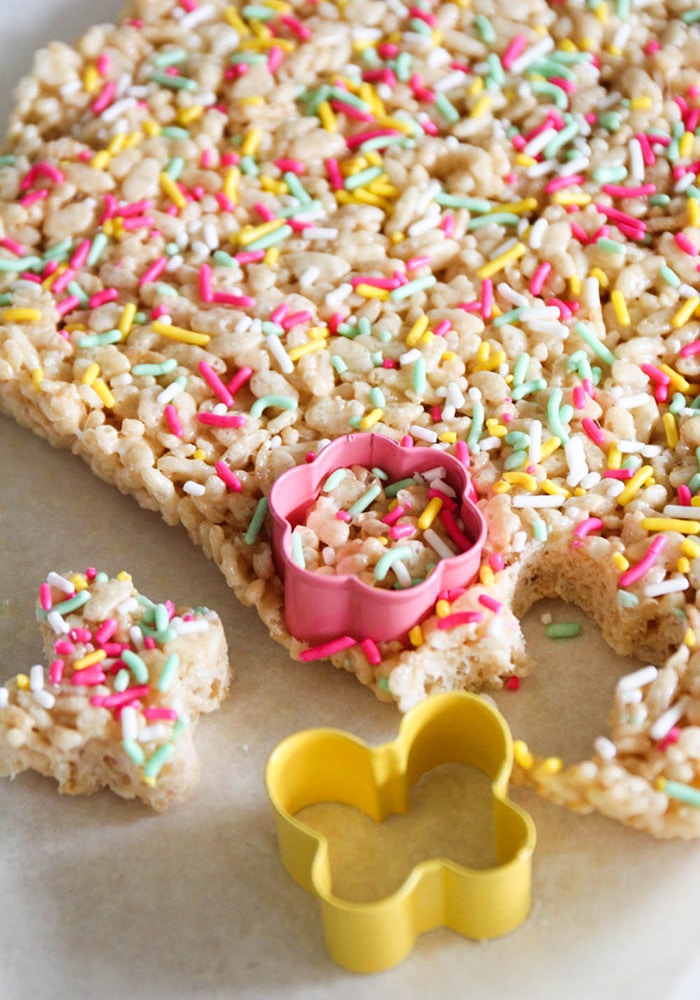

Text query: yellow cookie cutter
(265, 692), (536, 974)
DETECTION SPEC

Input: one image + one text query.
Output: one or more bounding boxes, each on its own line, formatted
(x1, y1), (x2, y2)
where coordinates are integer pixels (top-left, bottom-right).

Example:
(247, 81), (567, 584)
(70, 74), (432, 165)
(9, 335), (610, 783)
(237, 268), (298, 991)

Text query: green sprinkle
(371, 467), (388, 481)
(660, 264), (681, 287)
(327, 87), (370, 112)
(658, 777), (700, 807)
(468, 399), (485, 451)
(161, 126), (190, 140)
(413, 356), (426, 395)
(510, 377), (547, 401)
(371, 351), (384, 366)
(344, 166), (383, 190)
(331, 354), (348, 374)
(348, 484), (382, 516)
(374, 546), (413, 582)
(262, 320), (284, 337)
(617, 590), (639, 608)
(230, 52), (268, 66)
(494, 307), (524, 328)
(360, 134), (413, 153)
(530, 80), (568, 110)
(533, 518), (548, 542)
(0, 293), (12, 306)
(390, 275), (437, 301)
(574, 321), (616, 365)
(165, 156), (185, 180)
(369, 386), (386, 408)
(153, 48), (188, 67)
(242, 3), (277, 18)
(150, 71), (198, 91)
(682, 8), (700, 22)
(157, 653), (180, 693)
(43, 239), (73, 262)
(357, 316), (372, 337)
(669, 392), (687, 415)
(87, 233), (109, 267)
(121, 650), (149, 684)
(544, 120), (579, 158)
(547, 387), (570, 444)
(244, 497), (269, 544)
(434, 93), (459, 123)
(409, 16), (432, 35)
(593, 164), (628, 184)
(132, 358), (178, 377)
(244, 223), (292, 252)
(486, 52), (505, 88)
(545, 622), (582, 639)
(435, 193), (491, 212)
(567, 350), (594, 382)
(599, 110), (622, 132)
(67, 281), (89, 306)
(291, 529), (305, 568)
(213, 250), (237, 267)
(0, 256), (42, 272)
(323, 468), (348, 492)
(596, 236), (626, 255)
(512, 353), (530, 386)
(378, 676), (390, 691)
(250, 394), (298, 418)
(122, 740), (145, 766)
(385, 477), (415, 498)
(474, 14), (496, 43)
(468, 212), (520, 230)
(143, 743), (176, 780)
(505, 430), (530, 450)
(77, 329), (122, 349)
(504, 449), (528, 470)
(650, 193), (671, 206)
(0, 155), (16, 167)
(153, 283), (179, 296)
(394, 51), (412, 82)
(49, 590), (91, 617)
(283, 171), (311, 204)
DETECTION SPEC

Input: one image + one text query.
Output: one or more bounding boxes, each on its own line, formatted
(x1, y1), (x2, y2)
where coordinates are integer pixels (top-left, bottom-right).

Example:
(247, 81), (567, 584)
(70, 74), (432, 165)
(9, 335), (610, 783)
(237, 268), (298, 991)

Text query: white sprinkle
(299, 265), (320, 288)
(409, 425), (438, 443)
(616, 393), (653, 410)
(180, 2), (216, 29)
(408, 205), (442, 237)
(33, 689), (56, 710)
(117, 597), (139, 617)
(138, 723), (170, 743)
(121, 705), (139, 742)
(166, 253), (184, 270)
(565, 436), (588, 487)
(644, 577), (690, 598)
(616, 439), (662, 457)
(496, 282), (529, 307)
(512, 494), (566, 508)
(526, 158), (557, 179)
(594, 736), (617, 760)
(629, 137), (645, 182)
(130, 625), (145, 650)
(523, 127), (558, 159)
(0, 687), (8, 709)
(47, 572), (74, 594)
(325, 283), (353, 310)
(509, 35), (555, 74)
(183, 480), (206, 497)
(203, 222), (219, 250)
(393, 559), (413, 587)
(433, 69), (467, 93)
(267, 333), (294, 374)
(29, 665), (44, 692)
(400, 348), (422, 365)
(47, 611), (68, 635)
(111, 372), (133, 388)
(662, 504), (700, 520)
(559, 154), (590, 176)
(528, 218), (548, 251)
(424, 528), (456, 559)
(511, 530), (528, 553)
(540, 612), (553, 625)
(579, 471), (601, 490)
(649, 696), (690, 741)
(583, 276), (602, 312)
(478, 436), (502, 451)
(101, 97), (137, 123)
(173, 618), (209, 635)
(415, 179), (442, 217)
(60, 80), (82, 96)
(305, 227), (338, 241)
(616, 664), (658, 694)
(157, 380), (183, 405)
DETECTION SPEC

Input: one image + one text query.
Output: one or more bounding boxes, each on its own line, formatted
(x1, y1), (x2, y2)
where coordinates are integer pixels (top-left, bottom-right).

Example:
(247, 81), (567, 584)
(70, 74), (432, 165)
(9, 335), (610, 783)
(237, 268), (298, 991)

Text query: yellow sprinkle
(42, 263), (68, 290)
(141, 119), (161, 137)
(264, 247), (280, 266)
(551, 191), (592, 206)
(671, 296), (700, 329)
(193, 449), (207, 461)
(349, 188), (392, 210)
(92, 377), (116, 408)
(470, 95), (491, 118)
(317, 100), (337, 132)
(16, 674), (30, 690)
(360, 407), (384, 430)
(641, 517), (700, 535)
(492, 480), (512, 495)
(435, 599), (451, 618)
(629, 95), (652, 111)
(659, 363), (690, 393)
(91, 150), (111, 170)
(223, 166), (240, 202)
(368, 180), (400, 199)
(441, 350), (457, 362)
(118, 302), (136, 338)
(485, 418), (508, 438)
(260, 176), (286, 195)
(498, 197), (538, 215)
(594, 1), (608, 22)
(535, 757), (564, 778)
(72, 649), (107, 672)
(569, 274), (582, 296)
(468, 77), (484, 97)
(473, 350), (507, 372)
(688, 197), (700, 228)
(439, 431), (457, 444)
(663, 411), (679, 449)
(607, 443), (622, 470)
(477, 242), (527, 280)
(81, 362), (100, 386)
(241, 128), (263, 157)
(680, 130), (695, 159)
(123, 132), (142, 150)
(288, 339), (327, 362)
(406, 315), (430, 347)
(476, 341), (490, 363)
(308, 326), (329, 341)
(612, 552), (629, 572)
(238, 96), (265, 107)
(541, 479), (570, 497)
(504, 471), (538, 491)
(515, 153), (537, 168)
(390, 231), (405, 244)
(589, 266), (609, 288)
(418, 496), (443, 531)
(607, 45), (622, 57)
(224, 5), (250, 34)
(354, 283), (390, 300)
(681, 538), (700, 558)
(677, 557), (691, 574)
(159, 171), (186, 209)
(2, 307), (42, 322)
(685, 628), (696, 648)
(116, 571), (132, 583)
(375, 114), (414, 135)
(539, 436), (561, 460)
(176, 105), (204, 126)
(102, 218), (114, 237)
(69, 573), (88, 591)
(83, 64), (100, 94)
(409, 625), (424, 647)
(240, 35), (294, 53)
(238, 219), (285, 246)
(31, 367), (44, 390)
(152, 320), (211, 347)
(610, 288), (630, 326)
(479, 565), (495, 587)
(616, 464), (654, 505)
(513, 740), (534, 770)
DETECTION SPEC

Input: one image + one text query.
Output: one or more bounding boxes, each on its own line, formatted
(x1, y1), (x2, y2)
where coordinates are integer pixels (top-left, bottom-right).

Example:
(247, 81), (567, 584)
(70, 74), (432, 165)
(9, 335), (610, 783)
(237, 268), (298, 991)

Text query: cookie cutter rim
(268, 433), (487, 645)
(265, 691), (537, 974)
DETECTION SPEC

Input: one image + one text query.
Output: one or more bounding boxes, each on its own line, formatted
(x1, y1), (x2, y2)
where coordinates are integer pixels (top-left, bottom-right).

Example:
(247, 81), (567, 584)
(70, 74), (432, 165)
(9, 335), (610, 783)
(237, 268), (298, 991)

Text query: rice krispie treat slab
(0, 568), (231, 809)
(1, 0), (700, 835)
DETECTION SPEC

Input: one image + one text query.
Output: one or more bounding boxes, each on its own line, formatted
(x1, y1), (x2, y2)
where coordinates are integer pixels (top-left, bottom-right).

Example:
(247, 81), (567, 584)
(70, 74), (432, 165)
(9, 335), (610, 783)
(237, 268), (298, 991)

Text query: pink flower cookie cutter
(268, 433), (486, 645)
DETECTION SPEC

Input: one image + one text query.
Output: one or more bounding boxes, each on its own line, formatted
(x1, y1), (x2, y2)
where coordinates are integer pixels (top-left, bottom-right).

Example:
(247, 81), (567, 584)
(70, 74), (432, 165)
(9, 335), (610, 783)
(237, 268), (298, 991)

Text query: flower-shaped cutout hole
(265, 692), (536, 974)
(268, 434), (486, 645)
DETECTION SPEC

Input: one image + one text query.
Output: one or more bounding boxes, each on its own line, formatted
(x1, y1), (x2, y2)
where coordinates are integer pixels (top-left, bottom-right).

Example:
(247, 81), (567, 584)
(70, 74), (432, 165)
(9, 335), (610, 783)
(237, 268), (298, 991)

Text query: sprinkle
(121, 649), (149, 684)
(641, 517), (700, 535)
(477, 242), (527, 280)
(618, 536), (667, 588)
(437, 611), (483, 631)
(299, 636), (356, 661)
(545, 622), (581, 639)
(152, 320), (210, 347)
(244, 497), (269, 545)
(373, 546), (413, 582)
(250, 394), (298, 418)
(348, 484), (382, 516)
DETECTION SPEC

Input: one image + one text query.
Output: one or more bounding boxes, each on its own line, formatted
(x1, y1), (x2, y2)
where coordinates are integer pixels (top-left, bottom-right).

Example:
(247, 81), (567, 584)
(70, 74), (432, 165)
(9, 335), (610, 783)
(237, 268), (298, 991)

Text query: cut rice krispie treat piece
(0, 568), (231, 809)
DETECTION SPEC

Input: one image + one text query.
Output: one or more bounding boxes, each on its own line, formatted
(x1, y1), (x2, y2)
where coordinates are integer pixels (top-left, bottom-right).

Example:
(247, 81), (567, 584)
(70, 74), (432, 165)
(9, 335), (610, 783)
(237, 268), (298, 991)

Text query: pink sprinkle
(440, 509), (472, 551)
(267, 45), (284, 73)
(215, 460), (242, 492)
(658, 726), (681, 750)
(502, 34), (528, 70)
(478, 594), (502, 613)
(144, 637), (156, 650)
(69, 628), (91, 644)
(88, 287), (119, 309)
(440, 213), (456, 237)
(572, 516), (604, 544)
(139, 257), (168, 285)
(0, 237), (25, 255)
(601, 183), (656, 198)
(253, 201), (275, 222)
(406, 255), (431, 272)
(20, 162), (64, 189)
(121, 214), (155, 231)
(92, 80), (117, 115)
(299, 636), (356, 661)
(92, 685), (151, 709)
(164, 404), (184, 437)
(437, 611), (483, 631)
(94, 619), (118, 645)
(281, 309), (312, 330)
(199, 263), (214, 303)
(20, 188), (48, 208)
(50, 268), (75, 295)
(604, 469), (635, 480)
(640, 362), (670, 385)
(39, 582), (53, 611)
(275, 158), (305, 174)
(216, 193), (236, 212)
(151, 304), (170, 320)
(360, 638), (381, 666)
(49, 659), (65, 685)
(329, 100), (374, 122)
(389, 523), (415, 540)
(351, 275), (402, 290)
(529, 261), (551, 296)
(119, 199), (153, 217)
(618, 536), (667, 588)
(480, 277), (493, 320)
(71, 665), (106, 687)
(455, 440), (470, 468)
(198, 360), (234, 407)
(581, 417), (606, 447)
(70, 239), (91, 269)
(675, 232), (699, 256)
(401, 435), (414, 448)
(433, 319), (452, 337)
(227, 365), (253, 395)
(144, 707), (178, 721)
(680, 339), (700, 357)
(54, 641), (75, 656)
(488, 552), (504, 572)
(279, 12), (311, 39)
(335, 509), (352, 522)
(382, 504), (406, 526)
(505, 676), (520, 691)
(678, 484), (692, 506)
(180, 0), (197, 11)
(212, 292), (256, 307)
(200, 148), (214, 169)
(572, 384), (587, 410)
(235, 249), (266, 265)
(197, 412), (245, 429)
